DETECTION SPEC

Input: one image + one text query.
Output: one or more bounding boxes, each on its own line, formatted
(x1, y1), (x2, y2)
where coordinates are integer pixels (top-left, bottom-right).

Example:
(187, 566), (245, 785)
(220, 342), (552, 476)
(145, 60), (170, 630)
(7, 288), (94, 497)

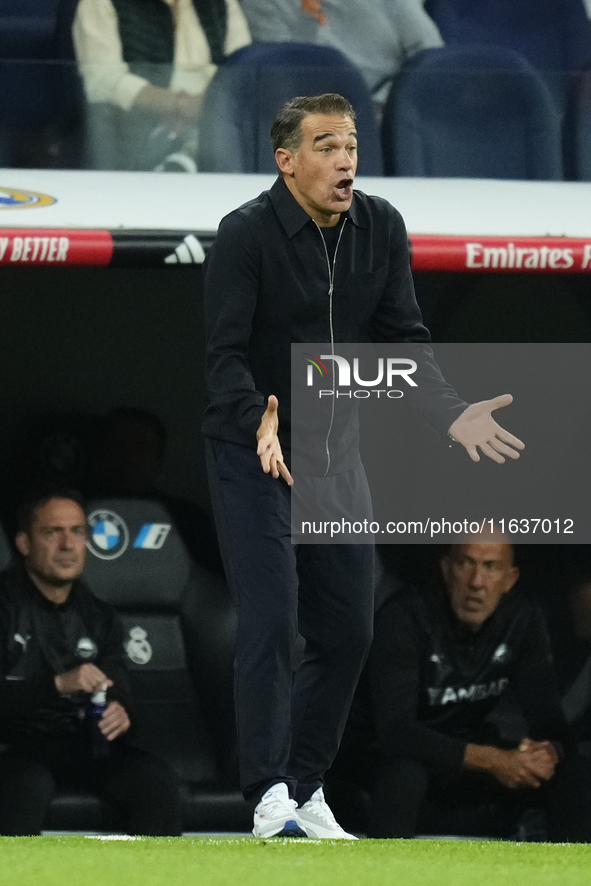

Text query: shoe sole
(297, 822), (357, 840)
(253, 819), (308, 838)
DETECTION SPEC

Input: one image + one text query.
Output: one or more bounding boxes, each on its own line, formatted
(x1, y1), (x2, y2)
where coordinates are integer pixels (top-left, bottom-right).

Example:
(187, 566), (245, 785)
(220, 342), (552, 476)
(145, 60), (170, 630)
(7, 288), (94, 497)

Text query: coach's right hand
(256, 395), (293, 485)
(54, 663), (113, 695)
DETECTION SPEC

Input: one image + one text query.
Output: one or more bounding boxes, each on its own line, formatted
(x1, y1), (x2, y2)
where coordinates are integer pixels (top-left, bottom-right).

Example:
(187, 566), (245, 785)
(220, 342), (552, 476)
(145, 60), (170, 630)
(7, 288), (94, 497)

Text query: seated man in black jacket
(328, 531), (587, 841)
(0, 488), (181, 836)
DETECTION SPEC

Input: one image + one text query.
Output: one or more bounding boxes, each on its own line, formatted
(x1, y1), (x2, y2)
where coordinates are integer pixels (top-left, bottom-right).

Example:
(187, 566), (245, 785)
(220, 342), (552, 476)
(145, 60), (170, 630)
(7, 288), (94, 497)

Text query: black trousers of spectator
(365, 754), (589, 842)
(0, 734), (182, 836)
(206, 439), (375, 805)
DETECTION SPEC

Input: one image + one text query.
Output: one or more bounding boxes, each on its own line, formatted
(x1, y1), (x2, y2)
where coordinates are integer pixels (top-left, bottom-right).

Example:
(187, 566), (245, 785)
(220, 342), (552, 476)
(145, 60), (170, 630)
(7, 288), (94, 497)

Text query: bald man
(328, 532), (588, 841)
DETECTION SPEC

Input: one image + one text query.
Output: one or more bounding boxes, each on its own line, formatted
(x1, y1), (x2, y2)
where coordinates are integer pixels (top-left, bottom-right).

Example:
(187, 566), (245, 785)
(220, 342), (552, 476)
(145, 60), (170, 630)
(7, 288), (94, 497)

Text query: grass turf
(1, 836), (590, 886)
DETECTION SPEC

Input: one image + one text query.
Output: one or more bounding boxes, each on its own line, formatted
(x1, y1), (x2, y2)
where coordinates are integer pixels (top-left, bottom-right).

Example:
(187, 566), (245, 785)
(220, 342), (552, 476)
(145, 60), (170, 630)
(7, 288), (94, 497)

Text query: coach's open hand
(256, 395), (293, 485)
(448, 394), (525, 464)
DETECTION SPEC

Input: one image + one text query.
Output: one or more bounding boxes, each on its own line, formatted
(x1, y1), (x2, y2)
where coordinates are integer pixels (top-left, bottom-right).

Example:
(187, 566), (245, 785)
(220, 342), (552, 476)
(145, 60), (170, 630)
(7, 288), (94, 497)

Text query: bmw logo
(87, 509), (129, 560)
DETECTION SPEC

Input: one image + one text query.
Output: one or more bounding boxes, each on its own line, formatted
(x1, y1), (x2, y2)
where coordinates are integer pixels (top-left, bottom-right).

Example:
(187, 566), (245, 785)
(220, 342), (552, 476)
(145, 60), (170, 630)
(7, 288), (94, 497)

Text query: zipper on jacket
(314, 217), (347, 476)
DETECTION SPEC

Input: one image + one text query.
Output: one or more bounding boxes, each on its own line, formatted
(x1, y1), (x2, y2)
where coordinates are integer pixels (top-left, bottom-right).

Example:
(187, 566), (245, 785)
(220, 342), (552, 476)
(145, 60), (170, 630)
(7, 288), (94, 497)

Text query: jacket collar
(15, 561), (79, 611)
(268, 176), (365, 239)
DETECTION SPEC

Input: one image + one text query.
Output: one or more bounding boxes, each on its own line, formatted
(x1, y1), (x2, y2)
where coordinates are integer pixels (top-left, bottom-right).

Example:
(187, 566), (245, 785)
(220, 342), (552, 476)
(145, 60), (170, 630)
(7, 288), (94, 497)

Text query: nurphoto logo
(304, 352), (417, 398)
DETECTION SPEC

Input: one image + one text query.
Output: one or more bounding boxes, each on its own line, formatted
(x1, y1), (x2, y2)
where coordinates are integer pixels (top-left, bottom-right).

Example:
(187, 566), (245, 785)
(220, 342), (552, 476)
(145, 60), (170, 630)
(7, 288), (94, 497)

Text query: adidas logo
(165, 234), (205, 264)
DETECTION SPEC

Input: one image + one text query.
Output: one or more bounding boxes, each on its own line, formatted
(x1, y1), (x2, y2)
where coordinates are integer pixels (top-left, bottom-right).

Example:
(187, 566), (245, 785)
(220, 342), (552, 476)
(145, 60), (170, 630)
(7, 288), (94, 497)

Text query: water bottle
(87, 682), (110, 760)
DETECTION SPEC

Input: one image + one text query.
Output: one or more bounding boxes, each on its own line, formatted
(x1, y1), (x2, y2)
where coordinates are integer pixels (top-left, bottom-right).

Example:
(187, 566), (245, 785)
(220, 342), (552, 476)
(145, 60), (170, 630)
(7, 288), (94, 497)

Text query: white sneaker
(253, 783), (308, 838)
(297, 788), (358, 839)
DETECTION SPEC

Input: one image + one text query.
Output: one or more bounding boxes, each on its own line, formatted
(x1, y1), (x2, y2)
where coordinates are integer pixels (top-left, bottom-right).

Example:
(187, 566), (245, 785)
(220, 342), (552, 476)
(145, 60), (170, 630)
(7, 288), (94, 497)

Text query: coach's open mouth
(335, 178), (354, 199)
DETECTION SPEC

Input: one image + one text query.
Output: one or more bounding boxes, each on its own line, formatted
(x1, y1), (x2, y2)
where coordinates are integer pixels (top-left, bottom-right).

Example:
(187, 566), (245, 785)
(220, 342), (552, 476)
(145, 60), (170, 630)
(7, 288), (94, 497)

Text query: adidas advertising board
(0, 229), (213, 267)
(2, 227), (591, 273)
(1, 173), (591, 270)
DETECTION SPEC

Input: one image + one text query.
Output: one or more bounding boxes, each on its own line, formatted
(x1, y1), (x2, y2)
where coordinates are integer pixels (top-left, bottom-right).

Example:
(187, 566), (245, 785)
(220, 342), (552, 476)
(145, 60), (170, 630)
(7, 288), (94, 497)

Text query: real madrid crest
(0, 186), (57, 209)
(125, 626), (152, 665)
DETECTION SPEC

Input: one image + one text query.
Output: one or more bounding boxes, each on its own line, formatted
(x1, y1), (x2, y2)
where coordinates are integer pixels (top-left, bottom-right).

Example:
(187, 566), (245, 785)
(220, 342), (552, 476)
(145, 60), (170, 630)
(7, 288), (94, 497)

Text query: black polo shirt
(202, 176), (467, 473)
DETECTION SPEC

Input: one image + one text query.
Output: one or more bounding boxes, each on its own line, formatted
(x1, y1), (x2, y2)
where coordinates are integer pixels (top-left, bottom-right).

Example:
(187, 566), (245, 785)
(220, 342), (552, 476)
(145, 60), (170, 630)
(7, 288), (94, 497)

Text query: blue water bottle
(87, 682), (110, 760)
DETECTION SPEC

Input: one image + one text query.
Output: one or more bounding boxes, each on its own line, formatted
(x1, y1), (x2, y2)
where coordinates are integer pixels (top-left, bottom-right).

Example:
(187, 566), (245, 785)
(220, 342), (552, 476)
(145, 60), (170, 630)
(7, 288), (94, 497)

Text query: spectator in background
(72, 0), (251, 170)
(241, 0), (443, 105)
(91, 408), (168, 498)
(90, 407), (222, 574)
(0, 488), (182, 836)
(327, 530), (588, 841)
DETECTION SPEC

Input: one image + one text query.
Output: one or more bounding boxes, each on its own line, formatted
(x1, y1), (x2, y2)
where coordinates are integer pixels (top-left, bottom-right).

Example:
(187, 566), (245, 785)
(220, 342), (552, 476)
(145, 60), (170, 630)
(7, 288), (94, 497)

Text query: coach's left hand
(448, 394), (525, 464)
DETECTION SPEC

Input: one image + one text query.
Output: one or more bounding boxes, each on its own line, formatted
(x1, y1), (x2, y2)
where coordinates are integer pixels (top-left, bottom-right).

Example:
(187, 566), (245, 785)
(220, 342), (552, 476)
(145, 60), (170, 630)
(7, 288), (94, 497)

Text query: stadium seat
(570, 66), (591, 181)
(382, 47), (563, 180)
(0, 0), (62, 165)
(0, 519), (14, 572)
(46, 497), (249, 833)
(197, 42), (383, 175)
(424, 0), (591, 78)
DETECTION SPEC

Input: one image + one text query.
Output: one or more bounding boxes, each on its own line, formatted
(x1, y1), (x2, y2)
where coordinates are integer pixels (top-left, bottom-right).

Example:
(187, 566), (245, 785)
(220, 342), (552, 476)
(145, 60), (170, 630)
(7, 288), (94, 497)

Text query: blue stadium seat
(424, 0), (591, 76)
(0, 1), (60, 122)
(570, 67), (591, 180)
(197, 42), (383, 175)
(0, 0), (60, 58)
(382, 47), (563, 180)
(0, 0), (61, 165)
(46, 497), (249, 833)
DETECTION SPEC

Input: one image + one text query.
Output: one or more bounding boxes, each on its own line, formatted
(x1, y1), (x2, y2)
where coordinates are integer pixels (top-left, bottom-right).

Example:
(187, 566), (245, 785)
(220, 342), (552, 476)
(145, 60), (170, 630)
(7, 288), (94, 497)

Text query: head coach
(202, 93), (524, 839)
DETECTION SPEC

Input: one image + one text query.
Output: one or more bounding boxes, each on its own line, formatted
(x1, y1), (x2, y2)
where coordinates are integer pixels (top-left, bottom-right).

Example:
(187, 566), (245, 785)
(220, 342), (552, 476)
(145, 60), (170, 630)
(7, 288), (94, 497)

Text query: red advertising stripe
(0, 229), (113, 266)
(410, 235), (591, 273)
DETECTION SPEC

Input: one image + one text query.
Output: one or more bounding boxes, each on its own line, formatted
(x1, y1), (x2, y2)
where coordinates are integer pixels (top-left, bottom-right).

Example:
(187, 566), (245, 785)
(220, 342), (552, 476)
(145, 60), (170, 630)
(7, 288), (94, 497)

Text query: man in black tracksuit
(0, 489), (181, 836)
(203, 93), (525, 838)
(329, 537), (587, 841)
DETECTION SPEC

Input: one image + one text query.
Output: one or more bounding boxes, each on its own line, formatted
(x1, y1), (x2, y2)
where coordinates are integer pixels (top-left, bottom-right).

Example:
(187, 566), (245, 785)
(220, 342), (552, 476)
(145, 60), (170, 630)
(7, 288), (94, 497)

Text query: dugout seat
(382, 46), (563, 179)
(46, 497), (249, 833)
(197, 42), (383, 175)
(0, 520), (14, 573)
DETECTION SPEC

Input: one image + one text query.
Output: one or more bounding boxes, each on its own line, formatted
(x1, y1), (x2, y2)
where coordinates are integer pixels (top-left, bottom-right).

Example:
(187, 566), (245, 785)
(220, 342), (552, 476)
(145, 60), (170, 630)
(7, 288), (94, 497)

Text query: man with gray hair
(203, 95), (524, 839)
(328, 529), (587, 840)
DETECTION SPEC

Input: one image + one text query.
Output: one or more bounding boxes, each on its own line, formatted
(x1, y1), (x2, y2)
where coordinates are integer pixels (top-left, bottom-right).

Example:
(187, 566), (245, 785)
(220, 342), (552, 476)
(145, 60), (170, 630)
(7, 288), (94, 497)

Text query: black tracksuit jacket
(202, 176), (468, 474)
(341, 586), (574, 773)
(0, 566), (133, 745)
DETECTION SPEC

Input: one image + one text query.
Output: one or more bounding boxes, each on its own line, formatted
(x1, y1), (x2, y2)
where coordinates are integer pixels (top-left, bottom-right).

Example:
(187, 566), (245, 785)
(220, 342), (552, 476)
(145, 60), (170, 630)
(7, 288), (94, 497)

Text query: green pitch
(1, 836), (590, 886)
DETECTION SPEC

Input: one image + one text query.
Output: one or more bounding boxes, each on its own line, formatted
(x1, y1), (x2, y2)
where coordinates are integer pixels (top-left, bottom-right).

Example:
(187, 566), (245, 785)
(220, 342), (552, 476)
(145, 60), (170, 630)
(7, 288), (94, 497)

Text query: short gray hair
(270, 94), (356, 153)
